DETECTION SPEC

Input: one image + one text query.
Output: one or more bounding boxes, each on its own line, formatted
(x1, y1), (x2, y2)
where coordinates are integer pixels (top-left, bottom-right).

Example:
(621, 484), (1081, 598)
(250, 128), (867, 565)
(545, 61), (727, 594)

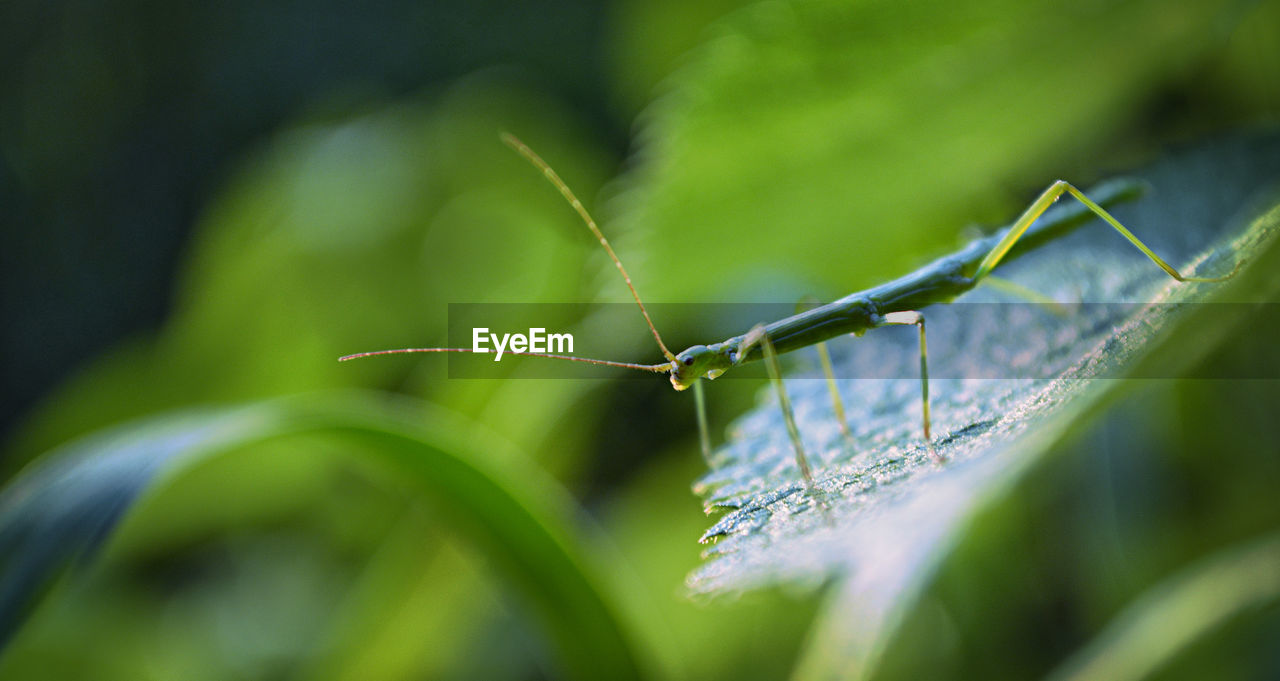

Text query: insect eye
(683, 357), (694, 366)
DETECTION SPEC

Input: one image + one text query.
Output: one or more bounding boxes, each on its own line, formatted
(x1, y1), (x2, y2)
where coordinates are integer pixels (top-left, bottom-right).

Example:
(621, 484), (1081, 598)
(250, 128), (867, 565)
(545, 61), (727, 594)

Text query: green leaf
(612, 0), (1245, 307)
(0, 394), (657, 681)
(1044, 532), (1280, 681)
(4, 79), (615, 476)
(688, 133), (1280, 673)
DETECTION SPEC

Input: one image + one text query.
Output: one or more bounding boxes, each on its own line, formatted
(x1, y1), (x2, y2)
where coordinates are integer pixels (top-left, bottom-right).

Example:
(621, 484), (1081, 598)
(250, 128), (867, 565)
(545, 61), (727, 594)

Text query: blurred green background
(2, 0), (1279, 679)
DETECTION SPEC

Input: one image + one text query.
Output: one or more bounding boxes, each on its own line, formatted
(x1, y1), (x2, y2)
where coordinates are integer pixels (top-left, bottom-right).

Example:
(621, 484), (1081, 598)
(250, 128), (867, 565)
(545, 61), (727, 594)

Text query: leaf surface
(689, 133), (1280, 674)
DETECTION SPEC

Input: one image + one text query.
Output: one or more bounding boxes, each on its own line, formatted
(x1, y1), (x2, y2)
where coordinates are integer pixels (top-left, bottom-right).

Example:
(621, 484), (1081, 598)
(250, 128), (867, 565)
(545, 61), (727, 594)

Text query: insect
(341, 134), (1238, 486)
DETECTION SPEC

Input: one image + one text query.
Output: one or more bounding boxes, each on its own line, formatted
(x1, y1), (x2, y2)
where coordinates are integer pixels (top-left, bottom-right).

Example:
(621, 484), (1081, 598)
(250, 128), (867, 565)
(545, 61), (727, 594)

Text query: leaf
(687, 133), (1280, 671)
(0, 394), (657, 681)
(612, 0), (1246, 309)
(1043, 532), (1280, 681)
(4, 79), (615, 474)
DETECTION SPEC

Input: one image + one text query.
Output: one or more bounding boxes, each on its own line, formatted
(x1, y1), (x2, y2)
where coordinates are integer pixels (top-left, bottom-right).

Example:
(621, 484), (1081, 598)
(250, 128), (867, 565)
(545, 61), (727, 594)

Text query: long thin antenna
(339, 346), (671, 373)
(501, 133), (677, 363)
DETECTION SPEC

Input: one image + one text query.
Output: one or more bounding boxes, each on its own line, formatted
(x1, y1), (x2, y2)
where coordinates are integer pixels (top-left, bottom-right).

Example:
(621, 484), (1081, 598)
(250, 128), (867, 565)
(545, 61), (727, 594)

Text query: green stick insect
(341, 135), (1238, 487)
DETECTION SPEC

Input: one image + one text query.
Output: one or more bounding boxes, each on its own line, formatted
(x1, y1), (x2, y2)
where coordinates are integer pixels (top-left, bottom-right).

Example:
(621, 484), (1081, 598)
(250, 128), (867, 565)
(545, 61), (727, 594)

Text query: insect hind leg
(973, 180), (1241, 283)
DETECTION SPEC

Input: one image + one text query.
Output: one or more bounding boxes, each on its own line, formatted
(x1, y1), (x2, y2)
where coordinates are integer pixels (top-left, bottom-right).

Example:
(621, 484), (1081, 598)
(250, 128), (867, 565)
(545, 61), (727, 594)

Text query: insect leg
(692, 379), (713, 466)
(878, 311), (939, 460)
(740, 325), (815, 487)
(795, 298), (853, 446)
(973, 180), (1241, 283)
(814, 340), (853, 446)
(980, 275), (1068, 317)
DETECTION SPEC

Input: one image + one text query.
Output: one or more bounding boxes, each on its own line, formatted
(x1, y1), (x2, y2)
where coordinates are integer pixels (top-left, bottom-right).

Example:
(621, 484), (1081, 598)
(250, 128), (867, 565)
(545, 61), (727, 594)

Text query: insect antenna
(501, 133), (678, 363)
(339, 347), (671, 373)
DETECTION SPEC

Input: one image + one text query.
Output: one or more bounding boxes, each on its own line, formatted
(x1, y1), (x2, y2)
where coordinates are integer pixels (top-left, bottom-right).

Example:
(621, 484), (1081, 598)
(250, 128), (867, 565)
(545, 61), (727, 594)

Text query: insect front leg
(877, 311), (940, 461)
(692, 379), (712, 465)
(739, 325), (815, 487)
(813, 339), (854, 448)
(794, 298), (854, 447)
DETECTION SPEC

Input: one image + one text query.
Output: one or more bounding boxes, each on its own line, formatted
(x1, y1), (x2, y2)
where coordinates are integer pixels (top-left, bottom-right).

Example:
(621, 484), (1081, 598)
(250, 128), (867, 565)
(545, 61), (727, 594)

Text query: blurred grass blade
(1045, 534), (1280, 681)
(0, 395), (655, 681)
